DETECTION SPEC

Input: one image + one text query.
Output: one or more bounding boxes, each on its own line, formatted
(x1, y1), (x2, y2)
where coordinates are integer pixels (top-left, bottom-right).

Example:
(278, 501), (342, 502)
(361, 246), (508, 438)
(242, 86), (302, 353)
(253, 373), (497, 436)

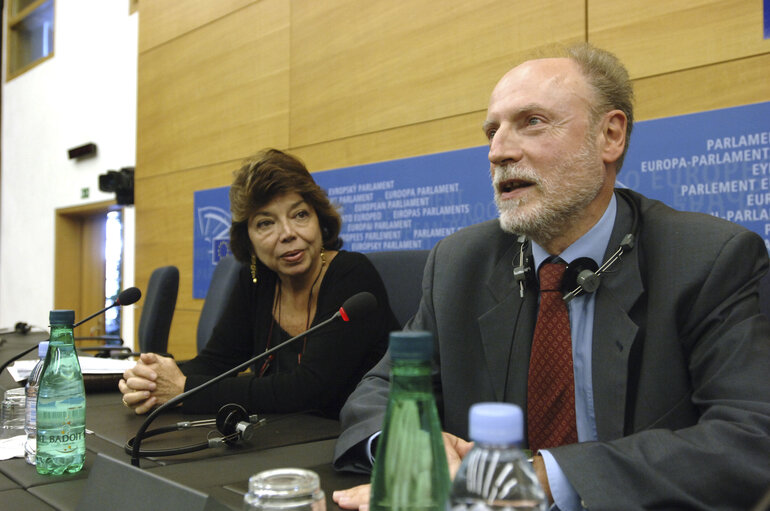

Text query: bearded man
(332, 43), (770, 511)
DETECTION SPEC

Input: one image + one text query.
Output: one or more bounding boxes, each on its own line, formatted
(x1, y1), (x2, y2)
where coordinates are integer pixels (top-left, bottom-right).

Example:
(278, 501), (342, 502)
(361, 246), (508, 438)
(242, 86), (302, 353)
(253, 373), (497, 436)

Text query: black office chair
(365, 250), (429, 328)
(136, 265), (179, 355)
(196, 255), (242, 353)
(78, 265), (179, 358)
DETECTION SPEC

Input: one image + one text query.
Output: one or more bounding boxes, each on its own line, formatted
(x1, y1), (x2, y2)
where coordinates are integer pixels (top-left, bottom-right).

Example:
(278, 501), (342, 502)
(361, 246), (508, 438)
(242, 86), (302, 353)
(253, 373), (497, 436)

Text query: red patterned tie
(527, 261), (578, 452)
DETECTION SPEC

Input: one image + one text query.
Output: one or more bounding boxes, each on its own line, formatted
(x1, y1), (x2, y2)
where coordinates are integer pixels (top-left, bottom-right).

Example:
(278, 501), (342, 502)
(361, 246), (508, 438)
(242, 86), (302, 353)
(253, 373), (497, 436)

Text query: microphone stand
(73, 302), (120, 328)
(73, 287), (142, 328)
(0, 288), (142, 381)
(130, 311), (342, 467)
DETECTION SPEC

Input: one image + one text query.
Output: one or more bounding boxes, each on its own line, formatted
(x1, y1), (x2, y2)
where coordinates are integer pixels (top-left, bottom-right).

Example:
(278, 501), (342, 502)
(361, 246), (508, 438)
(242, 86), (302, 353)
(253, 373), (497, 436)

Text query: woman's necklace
(260, 257), (326, 375)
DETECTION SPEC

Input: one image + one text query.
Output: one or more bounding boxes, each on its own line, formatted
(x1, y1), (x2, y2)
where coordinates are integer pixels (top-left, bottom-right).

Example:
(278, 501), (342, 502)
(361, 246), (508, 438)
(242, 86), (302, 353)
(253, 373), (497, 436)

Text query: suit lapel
(591, 191), (644, 440)
(478, 238), (537, 402)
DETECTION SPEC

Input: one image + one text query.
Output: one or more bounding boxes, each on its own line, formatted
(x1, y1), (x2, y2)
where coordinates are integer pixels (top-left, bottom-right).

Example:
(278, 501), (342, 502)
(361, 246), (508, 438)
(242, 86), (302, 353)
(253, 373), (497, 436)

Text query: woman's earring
(320, 246), (326, 266)
(250, 254), (258, 284)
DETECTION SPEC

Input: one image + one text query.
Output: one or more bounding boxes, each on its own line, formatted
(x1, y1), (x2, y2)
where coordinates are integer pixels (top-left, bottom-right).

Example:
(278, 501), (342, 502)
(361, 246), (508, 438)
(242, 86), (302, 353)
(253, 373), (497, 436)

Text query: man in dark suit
(332, 43), (770, 510)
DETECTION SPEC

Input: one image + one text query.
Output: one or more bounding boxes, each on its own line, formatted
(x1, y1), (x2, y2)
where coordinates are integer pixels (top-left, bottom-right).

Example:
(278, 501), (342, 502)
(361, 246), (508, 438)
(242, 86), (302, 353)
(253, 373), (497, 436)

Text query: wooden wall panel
(136, 0), (290, 179)
(138, 0), (255, 53)
(589, 0), (770, 78)
(289, 0), (585, 147)
(634, 53), (770, 121)
(134, 161), (237, 314)
(135, 0), (770, 353)
(166, 309), (203, 361)
(296, 111), (487, 173)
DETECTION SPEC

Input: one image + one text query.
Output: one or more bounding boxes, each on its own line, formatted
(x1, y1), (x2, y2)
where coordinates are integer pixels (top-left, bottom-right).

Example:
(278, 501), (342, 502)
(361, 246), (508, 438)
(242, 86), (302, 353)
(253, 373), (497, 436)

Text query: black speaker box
(68, 142), (98, 159)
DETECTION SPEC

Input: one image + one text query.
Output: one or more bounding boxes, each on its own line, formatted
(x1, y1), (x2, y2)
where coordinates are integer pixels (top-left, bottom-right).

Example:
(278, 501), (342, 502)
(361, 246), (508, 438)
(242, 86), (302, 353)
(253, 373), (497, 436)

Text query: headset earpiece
(216, 403), (250, 445)
(562, 258), (599, 295)
(125, 403), (265, 457)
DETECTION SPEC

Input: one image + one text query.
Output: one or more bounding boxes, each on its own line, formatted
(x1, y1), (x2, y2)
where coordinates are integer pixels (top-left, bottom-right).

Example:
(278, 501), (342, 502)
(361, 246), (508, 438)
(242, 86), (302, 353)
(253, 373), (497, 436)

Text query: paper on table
(8, 357), (136, 382)
(0, 434), (26, 460)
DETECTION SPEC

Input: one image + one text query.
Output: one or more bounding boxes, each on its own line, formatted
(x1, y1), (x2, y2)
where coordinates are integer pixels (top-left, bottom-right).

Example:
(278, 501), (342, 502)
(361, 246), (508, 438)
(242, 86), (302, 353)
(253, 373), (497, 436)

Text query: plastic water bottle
(36, 310), (86, 475)
(370, 331), (450, 511)
(24, 340), (49, 465)
(449, 403), (547, 511)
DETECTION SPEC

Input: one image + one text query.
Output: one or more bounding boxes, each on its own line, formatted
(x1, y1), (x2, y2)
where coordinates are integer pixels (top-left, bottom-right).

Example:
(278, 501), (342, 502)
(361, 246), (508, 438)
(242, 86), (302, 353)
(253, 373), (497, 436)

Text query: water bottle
(24, 340), (49, 465)
(0, 387), (26, 438)
(370, 331), (450, 511)
(36, 310), (86, 475)
(449, 403), (547, 511)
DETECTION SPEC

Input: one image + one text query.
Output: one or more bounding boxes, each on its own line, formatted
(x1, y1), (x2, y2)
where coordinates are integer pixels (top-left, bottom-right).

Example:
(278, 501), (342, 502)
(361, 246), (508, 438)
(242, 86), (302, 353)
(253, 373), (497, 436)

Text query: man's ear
(599, 110), (627, 165)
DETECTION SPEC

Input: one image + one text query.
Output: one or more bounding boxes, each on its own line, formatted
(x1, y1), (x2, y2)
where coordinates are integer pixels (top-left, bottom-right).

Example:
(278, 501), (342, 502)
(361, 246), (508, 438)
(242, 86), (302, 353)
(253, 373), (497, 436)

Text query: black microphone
(73, 287), (142, 328)
(338, 291), (377, 321)
(0, 287), (143, 378)
(128, 291), (378, 466)
(512, 235), (533, 298)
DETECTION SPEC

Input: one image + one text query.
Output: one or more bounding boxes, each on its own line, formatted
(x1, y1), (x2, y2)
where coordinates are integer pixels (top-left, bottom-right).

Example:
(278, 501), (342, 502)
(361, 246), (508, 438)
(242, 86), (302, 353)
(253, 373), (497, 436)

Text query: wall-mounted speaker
(68, 142), (98, 160)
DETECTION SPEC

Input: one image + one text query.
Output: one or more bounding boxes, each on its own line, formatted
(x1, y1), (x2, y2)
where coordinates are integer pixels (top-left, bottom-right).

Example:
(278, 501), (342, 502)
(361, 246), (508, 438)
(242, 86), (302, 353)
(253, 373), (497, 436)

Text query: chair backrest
(365, 250), (430, 327)
(137, 266), (179, 354)
(197, 255), (243, 353)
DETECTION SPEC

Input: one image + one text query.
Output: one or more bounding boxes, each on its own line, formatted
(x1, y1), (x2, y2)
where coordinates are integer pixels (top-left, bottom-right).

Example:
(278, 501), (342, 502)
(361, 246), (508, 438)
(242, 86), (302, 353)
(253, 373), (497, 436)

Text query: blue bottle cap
(468, 402), (523, 444)
(49, 310), (74, 325)
(389, 331), (433, 361)
(38, 341), (49, 358)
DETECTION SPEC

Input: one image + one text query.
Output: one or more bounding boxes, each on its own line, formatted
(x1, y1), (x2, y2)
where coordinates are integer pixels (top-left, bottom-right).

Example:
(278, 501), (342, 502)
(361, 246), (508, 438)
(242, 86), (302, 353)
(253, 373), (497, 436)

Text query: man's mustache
(492, 163), (541, 188)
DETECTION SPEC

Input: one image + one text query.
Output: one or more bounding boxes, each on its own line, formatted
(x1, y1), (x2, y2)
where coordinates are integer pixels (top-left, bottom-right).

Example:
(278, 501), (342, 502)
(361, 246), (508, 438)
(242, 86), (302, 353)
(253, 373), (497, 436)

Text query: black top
(179, 251), (398, 417)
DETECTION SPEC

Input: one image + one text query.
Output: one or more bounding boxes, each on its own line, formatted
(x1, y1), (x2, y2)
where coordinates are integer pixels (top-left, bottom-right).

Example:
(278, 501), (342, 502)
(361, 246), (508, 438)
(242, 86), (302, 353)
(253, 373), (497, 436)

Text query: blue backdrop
(621, 101), (769, 249)
(192, 101), (770, 297)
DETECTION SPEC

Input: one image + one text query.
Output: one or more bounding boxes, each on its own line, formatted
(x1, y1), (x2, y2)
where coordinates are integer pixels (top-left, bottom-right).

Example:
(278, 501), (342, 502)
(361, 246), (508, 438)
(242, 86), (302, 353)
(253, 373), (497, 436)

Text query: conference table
(0, 331), (369, 511)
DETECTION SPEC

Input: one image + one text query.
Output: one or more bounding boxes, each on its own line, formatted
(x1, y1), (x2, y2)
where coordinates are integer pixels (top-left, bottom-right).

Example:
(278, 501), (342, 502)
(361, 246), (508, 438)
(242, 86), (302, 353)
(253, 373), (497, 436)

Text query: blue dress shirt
(531, 194), (617, 511)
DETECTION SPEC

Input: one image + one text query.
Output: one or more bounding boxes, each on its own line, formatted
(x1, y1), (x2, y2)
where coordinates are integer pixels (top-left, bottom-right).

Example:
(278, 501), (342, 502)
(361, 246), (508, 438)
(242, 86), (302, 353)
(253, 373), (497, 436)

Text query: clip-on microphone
(126, 291), (378, 467)
(512, 235), (533, 298)
(0, 287), (143, 378)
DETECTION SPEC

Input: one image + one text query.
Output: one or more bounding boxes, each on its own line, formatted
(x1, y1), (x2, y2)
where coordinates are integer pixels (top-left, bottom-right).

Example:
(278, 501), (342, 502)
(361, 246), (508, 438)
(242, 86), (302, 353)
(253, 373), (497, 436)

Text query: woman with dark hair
(119, 149), (398, 417)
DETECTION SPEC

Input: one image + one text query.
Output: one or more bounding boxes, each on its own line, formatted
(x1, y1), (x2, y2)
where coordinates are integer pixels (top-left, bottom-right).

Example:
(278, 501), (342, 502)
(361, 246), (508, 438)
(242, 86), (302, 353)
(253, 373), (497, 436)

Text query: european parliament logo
(197, 205), (232, 264)
(193, 187), (232, 297)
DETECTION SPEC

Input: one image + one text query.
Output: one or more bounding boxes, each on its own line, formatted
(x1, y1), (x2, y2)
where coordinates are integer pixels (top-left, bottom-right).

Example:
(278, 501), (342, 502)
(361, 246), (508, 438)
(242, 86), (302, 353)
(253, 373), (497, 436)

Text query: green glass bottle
(36, 310), (86, 475)
(370, 331), (450, 511)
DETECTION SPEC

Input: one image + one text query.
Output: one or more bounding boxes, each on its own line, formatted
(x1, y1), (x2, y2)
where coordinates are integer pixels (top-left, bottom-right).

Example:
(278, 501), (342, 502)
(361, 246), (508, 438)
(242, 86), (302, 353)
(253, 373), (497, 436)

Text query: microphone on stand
(127, 291), (378, 467)
(0, 287), (143, 378)
(73, 287), (142, 328)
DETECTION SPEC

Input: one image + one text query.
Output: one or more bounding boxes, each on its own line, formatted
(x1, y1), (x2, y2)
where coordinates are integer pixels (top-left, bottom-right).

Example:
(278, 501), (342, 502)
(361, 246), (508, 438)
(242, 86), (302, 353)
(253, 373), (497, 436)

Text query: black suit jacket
(335, 189), (770, 510)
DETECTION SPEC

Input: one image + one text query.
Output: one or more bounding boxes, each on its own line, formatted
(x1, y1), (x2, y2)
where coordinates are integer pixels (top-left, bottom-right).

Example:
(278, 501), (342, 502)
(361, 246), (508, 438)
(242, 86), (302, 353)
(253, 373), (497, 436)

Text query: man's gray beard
(492, 145), (603, 245)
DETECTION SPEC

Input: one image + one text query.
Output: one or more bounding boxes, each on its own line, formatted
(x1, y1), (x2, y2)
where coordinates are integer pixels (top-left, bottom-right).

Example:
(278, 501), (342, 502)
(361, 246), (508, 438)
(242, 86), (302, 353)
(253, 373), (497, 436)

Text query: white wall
(1, 1), (138, 343)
